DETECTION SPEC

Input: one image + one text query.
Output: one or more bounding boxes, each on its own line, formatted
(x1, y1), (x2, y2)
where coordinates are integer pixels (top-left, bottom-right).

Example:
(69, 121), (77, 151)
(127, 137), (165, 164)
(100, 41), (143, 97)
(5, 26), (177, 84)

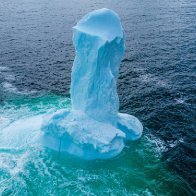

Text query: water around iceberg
(42, 8), (143, 159)
(0, 95), (192, 195)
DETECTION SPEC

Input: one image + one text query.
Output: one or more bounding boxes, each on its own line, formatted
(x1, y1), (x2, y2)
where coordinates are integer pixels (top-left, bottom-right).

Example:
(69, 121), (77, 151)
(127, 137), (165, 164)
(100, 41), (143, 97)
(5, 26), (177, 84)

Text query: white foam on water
(168, 137), (184, 148)
(2, 82), (18, 93)
(0, 66), (10, 72)
(4, 74), (15, 81)
(145, 134), (167, 157)
(0, 151), (30, 177)
(174, 98), (185, 104)
(2, 81), (37, 95)
(0, 114), (44, 149)
(139, 74), (168, 88)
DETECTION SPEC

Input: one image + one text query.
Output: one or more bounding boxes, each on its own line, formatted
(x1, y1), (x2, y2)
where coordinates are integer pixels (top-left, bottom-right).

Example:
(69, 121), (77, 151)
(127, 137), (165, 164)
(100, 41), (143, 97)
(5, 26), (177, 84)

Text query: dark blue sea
(0, 0), (195, 195)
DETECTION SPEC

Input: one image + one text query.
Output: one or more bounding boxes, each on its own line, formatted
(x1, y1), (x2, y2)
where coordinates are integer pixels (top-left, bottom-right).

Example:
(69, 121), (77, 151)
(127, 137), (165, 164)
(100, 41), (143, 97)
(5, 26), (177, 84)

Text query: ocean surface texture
(0, 0), (195, 195)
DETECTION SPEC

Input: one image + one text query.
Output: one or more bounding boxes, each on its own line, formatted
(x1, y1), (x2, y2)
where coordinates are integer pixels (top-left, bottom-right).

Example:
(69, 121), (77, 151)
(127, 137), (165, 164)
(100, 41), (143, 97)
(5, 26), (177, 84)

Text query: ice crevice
(42, 8), (143, 159)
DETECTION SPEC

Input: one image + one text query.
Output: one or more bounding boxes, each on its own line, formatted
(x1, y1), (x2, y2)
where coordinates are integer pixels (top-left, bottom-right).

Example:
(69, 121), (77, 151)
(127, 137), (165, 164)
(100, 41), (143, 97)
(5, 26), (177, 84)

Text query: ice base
(42, 110), (142, 160)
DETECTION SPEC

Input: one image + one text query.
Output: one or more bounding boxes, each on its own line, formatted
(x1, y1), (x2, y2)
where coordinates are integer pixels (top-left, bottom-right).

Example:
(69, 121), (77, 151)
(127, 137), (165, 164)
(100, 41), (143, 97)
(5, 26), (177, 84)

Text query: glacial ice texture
(42, 8), (143, 159)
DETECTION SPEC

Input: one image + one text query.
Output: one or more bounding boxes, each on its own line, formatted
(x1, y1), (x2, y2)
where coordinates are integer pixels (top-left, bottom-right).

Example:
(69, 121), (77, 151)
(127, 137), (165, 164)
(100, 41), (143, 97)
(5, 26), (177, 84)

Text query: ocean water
(0, 0), (195, 195)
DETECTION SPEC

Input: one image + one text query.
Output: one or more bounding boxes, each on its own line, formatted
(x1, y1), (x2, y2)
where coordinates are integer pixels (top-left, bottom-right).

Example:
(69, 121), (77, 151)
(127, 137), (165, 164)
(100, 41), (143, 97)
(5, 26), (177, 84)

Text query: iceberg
(42, 8), (143, 159)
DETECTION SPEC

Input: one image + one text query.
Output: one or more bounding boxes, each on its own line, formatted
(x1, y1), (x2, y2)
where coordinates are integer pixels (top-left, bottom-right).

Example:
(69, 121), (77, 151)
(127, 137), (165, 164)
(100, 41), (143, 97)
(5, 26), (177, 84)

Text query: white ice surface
(42, 8), (143, 159)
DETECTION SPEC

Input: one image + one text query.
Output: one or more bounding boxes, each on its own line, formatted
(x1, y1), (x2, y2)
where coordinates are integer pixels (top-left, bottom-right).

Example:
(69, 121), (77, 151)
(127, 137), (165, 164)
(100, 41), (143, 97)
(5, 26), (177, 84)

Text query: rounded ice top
(73, 8), (124, 41)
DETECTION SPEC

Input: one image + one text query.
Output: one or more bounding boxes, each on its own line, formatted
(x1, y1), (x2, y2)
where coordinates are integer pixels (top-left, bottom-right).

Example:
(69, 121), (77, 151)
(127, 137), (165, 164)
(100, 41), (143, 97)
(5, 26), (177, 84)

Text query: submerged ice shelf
(42, 8), (143, 159)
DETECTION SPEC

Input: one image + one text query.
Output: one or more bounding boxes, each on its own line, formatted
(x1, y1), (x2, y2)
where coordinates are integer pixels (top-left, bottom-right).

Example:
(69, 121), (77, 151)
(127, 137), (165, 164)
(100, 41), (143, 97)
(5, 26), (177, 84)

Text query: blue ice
(42, 8), (143, 159)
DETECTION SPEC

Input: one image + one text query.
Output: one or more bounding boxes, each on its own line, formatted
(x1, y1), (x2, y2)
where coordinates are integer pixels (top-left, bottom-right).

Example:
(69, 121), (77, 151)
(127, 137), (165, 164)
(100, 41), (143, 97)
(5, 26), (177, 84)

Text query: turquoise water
(0, 95), (193, 195)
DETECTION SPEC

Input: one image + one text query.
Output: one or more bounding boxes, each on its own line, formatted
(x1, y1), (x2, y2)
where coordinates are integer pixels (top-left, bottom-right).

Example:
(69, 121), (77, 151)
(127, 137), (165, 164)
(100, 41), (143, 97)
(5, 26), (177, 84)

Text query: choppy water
(0, 0), (195, 195)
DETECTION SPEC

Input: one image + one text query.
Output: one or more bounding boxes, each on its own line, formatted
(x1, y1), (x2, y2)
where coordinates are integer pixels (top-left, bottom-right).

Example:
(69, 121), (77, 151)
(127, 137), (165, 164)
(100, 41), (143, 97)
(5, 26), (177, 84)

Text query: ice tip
(72, 8), (124, 41)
